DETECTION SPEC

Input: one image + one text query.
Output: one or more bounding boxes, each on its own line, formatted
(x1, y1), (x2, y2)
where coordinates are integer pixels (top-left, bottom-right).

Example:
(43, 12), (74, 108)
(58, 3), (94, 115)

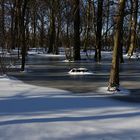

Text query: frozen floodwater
(8, 53), (140, 95)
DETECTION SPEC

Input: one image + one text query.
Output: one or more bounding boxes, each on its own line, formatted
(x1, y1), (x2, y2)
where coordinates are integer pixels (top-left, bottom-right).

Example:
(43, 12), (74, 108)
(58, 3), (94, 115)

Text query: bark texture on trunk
(73, 0), (81, 60)
(108, 0), (126, 91)
(127, 0), (138, 57)
(94, 0), (103, 62)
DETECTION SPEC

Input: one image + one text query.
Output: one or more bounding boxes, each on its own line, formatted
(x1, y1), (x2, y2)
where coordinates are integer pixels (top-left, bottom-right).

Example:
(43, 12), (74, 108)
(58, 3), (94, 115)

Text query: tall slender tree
(94, 0), (103, 62)
(15, 0), (22, 58)
(0, 0), (6, 75)
(47, 0), (56, 54)
(127, 0), (138, 57)
(32, 2), (37, 48)
(10, 0), (16, 49)
(20, 0), (29, 71)
(83, 0), (92, 53)
(108, 0), (126, 91)
(73, 0), (81, 60)
(0, 0), (5, 49)
(126, 0), (133, 53)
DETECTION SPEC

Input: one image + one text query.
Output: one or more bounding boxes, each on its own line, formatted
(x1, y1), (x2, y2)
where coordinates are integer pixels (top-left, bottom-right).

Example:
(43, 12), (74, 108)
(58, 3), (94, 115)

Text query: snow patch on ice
(97, 87), (130, 95)
(123, 53), (140, 59)
(36, 53), (65, 58)
(63, 59), (74, 62)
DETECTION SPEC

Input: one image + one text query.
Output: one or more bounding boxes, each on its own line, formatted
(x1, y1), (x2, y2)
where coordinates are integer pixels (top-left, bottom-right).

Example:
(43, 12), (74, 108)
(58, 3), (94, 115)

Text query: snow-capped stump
(68, 67), (93, 75)
(107, 86), (120, 92)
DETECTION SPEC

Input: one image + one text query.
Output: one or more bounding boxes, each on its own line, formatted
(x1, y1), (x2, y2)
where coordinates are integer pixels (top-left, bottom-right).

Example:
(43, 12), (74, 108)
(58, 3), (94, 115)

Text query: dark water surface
(8, 54), (140, 94)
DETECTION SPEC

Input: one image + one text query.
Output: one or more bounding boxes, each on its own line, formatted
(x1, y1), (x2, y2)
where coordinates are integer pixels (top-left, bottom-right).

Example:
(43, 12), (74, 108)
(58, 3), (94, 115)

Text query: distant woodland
(0, 0), (140, 91)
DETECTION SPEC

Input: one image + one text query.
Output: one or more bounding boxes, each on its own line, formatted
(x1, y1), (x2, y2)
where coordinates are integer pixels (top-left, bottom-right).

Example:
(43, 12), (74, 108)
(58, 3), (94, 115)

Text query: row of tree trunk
(0, 0), (139, 91)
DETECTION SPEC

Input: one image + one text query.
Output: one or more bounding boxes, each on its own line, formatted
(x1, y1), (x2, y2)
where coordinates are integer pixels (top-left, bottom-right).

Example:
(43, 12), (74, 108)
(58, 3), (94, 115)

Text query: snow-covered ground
(0, 76), (140, 140)
(0, 48), (140, 139)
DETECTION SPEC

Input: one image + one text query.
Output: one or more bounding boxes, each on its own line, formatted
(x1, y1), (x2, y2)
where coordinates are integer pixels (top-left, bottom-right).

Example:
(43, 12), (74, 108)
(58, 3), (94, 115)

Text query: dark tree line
(0, 0), (139, 91)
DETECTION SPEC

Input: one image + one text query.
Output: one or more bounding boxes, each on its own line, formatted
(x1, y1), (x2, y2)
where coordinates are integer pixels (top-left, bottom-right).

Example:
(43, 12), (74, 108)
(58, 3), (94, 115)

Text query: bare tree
(127, 0), (138, 57)
(0, 0), (6, 75)
(47, 0), (56, 54)
(20, 0), (29, 71)
(108, 0), (126, 91)
(0, 0), (5, 49)
(73, 0), (81, 60)
(94, 0), (104, 62)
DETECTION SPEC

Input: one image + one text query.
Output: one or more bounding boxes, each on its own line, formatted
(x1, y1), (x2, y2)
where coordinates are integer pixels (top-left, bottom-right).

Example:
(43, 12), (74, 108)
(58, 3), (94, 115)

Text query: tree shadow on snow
(0, 92), (140, 126)
(0, 110), (140, 126)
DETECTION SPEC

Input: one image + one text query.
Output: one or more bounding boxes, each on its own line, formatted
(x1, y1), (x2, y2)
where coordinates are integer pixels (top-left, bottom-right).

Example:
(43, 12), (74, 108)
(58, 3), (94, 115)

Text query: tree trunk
(32, 6), (37, 48)
(20, 0), (28, 71)
(0, 0), (5, 49)
(10, 1), (16, 49)
(54, 1), (61, 55)
(83, 1), (91, 53)
(108, 0), (126, 91)
(127, 0), (138, 57)
(48, 0), (56, 54)
(0, 0), (6, 75)
(94, 0), (103, 62)
(105, 0), (110, 50)
(73, 0), (81, 60)
(15, 0), (21, 59)
(40, 14), (45, 48)
(126, 0), (133, 53)
(119, 5), (125, 63)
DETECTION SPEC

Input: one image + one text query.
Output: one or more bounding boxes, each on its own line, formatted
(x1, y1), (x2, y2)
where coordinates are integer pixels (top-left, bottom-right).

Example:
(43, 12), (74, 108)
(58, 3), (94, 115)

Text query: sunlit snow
(0, 76), (140, 140)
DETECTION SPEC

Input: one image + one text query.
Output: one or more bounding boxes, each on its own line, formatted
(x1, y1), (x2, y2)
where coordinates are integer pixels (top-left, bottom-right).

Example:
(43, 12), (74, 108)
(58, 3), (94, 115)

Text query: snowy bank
(0, 76), (140, 140)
